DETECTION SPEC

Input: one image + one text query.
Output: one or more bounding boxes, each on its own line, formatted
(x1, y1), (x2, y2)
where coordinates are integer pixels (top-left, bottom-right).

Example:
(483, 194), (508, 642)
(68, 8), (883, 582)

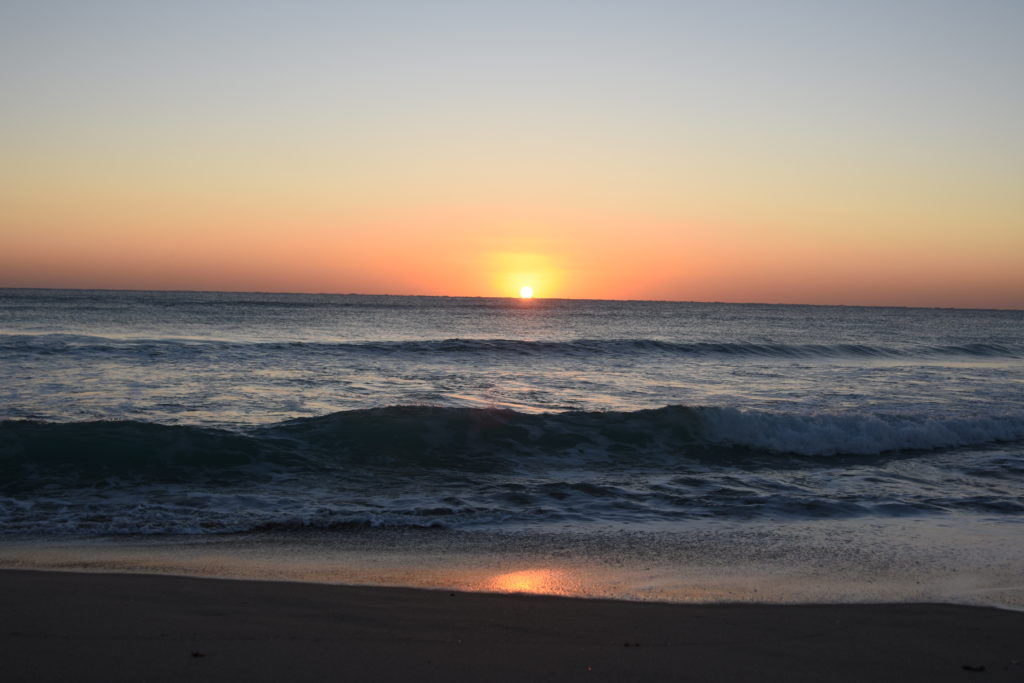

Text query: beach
(2, 569), (1021, 682)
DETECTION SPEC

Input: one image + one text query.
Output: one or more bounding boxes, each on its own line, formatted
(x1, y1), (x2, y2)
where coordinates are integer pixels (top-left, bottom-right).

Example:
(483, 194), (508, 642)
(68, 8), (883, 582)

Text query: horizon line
(1, 286), (1020, 313)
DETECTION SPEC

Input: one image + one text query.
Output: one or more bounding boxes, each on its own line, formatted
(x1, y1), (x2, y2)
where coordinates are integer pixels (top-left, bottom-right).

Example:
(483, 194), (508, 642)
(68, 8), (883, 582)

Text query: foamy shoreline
(3, 517), (1023, 609)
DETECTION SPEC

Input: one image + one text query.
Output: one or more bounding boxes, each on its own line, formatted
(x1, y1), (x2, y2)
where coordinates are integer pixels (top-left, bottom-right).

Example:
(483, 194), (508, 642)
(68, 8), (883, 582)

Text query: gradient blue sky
(2, 1), (1022, 306)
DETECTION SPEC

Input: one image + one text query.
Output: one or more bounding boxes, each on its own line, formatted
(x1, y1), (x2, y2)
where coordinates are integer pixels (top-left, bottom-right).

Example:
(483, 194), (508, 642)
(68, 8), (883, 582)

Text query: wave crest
(3, 406), (1022, 486)
(3, 406), (1022, 534)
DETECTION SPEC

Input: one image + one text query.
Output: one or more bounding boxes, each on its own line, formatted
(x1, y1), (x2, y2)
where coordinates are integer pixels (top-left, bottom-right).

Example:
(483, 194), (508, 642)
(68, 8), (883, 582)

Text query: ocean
(1, 288), (1022, 605)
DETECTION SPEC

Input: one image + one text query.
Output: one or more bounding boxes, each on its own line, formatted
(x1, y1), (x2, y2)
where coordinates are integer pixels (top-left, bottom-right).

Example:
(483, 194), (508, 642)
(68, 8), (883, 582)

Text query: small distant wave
(350, 338), (1024, 359)
(3, 333), (1022, 360)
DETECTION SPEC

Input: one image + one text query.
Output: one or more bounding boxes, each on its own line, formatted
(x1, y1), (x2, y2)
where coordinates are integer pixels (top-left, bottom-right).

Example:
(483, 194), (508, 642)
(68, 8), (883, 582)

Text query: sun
(519, 286), (534, 299)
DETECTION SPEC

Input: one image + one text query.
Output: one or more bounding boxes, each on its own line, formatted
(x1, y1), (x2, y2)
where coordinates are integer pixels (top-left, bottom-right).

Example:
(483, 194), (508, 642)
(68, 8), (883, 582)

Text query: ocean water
(1, 289), (1022, 605)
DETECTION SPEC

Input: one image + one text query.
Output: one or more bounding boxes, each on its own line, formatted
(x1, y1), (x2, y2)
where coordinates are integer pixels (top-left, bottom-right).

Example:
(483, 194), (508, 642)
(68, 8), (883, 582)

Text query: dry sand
(1, 569), (1021, 682)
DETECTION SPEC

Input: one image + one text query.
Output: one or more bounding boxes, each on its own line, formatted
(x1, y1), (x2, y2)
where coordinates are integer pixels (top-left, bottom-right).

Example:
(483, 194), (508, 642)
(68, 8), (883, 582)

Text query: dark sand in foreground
(2, 570), (1021, 682)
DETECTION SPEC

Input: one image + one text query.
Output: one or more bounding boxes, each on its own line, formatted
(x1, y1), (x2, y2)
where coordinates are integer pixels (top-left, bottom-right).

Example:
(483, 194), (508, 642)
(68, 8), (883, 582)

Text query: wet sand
(1, 569), (1021, 682)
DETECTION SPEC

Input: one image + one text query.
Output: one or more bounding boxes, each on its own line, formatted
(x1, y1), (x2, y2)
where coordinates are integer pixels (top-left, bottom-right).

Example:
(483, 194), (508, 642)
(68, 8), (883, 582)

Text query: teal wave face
(2, 406), (1023, 535)
(5, 406), (1024, 479)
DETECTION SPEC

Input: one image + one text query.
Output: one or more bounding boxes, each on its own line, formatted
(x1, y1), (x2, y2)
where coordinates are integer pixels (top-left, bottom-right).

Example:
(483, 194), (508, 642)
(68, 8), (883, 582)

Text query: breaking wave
(3, 406), (1023, 482)
(3, 406), (1022, 535)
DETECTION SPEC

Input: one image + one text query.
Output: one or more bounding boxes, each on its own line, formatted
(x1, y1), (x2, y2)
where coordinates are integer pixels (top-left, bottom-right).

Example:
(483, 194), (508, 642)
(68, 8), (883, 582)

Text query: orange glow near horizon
(2, 167), (1022, 308)
(489, 251), (562, 300)
(3, 216), (1022, 308)
(2, 157), (1022, 307)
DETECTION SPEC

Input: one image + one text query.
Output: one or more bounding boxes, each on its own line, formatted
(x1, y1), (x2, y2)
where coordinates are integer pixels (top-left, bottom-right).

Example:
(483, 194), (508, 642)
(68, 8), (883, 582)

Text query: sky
(2, 0), (1022, 307)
